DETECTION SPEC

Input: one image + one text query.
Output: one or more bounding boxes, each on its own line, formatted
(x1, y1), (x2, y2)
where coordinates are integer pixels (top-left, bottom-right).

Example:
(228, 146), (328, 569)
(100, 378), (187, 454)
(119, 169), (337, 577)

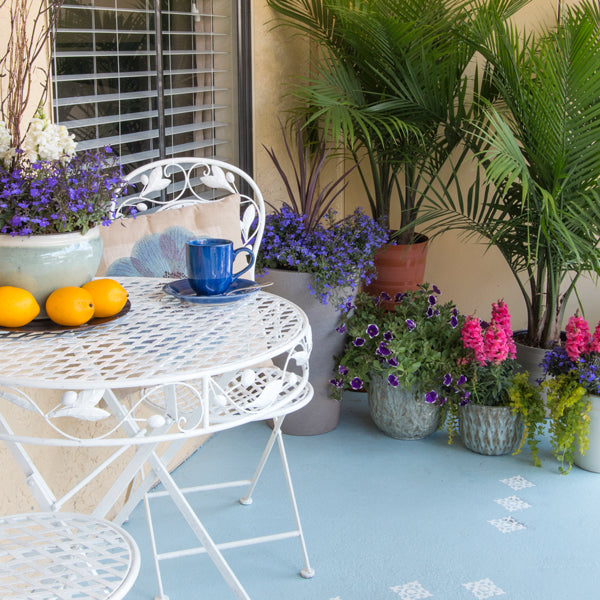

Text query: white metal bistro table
(0, 277), (314, 600)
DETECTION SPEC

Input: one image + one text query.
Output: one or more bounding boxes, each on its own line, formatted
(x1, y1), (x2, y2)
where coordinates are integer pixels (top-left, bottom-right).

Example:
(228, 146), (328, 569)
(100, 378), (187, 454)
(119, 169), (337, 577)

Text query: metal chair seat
(0, 512), (140, 600)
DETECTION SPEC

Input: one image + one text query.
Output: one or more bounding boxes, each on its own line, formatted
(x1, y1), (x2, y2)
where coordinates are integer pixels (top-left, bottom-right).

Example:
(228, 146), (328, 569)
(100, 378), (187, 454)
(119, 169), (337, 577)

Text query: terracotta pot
(365, 236), (429, 299)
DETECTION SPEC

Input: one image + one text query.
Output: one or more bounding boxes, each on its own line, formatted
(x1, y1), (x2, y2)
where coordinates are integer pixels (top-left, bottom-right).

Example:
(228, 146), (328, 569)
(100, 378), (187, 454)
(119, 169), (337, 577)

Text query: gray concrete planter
(260, 268), (352, 435)
(368, 374), (441, 440)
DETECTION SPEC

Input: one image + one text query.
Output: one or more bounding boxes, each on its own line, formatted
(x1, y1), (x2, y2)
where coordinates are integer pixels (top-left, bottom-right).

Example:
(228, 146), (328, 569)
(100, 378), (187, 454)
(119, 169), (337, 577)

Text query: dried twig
(0, 0), (64, 145)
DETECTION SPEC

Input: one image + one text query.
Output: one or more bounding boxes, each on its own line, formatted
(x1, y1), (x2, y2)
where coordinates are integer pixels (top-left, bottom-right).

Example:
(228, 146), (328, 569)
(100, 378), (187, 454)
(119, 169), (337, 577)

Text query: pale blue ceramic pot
(459, 403), (524, 456)
(368, 374), (442, 440)
(0, 227), (103, 318)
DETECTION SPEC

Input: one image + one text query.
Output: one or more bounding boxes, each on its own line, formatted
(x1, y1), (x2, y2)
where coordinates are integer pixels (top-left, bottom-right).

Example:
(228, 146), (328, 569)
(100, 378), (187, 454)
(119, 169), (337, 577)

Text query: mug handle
(232, 247), (255, 281)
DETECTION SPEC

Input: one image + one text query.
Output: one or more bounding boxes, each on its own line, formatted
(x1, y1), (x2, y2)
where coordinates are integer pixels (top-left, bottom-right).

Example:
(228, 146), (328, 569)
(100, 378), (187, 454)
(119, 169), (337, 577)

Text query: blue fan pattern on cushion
(105, 226), (199, 279)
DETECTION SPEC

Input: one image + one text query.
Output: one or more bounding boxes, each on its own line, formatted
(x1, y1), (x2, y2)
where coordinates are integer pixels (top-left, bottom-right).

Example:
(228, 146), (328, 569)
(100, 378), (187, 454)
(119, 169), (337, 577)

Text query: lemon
(0, 286), (40, 327)
(45, 286), (95, 326)
(81, 279), (128, 318)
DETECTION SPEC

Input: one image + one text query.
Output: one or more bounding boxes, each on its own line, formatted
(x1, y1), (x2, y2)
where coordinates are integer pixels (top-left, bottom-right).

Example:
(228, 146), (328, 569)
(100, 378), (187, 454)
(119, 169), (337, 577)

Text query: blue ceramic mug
(186, 238), (255, 295)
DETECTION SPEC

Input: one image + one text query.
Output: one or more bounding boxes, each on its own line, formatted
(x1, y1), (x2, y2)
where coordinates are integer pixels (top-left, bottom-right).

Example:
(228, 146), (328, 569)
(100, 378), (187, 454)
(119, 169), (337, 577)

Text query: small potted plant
(540, 313), (600, 474)
(438, 300), (542, 456)
(257, 120), (388, 435)
(330, 284), (464, 439)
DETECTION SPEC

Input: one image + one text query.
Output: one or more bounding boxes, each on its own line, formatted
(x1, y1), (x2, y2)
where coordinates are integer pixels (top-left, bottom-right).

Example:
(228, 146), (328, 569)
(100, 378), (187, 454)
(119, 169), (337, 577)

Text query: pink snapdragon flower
(484, 323), (509, 364)
(490, 299), (516, 359)
(461, 316), (486, 365)
(565, 314), (591, 362)
(590, 321), (600, 354)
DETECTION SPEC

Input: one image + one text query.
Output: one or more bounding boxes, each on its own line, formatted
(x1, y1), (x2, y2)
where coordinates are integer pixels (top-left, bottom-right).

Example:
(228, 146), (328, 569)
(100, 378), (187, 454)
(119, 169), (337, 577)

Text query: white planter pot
(0, 228), (103, 318)
(574, 394), (600, 473)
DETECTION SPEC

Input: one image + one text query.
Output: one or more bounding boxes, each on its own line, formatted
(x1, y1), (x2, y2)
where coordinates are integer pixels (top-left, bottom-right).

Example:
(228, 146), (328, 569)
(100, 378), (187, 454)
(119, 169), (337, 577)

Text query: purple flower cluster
(542, 345), (600, 394)
(426, 373), (470, 407)
(0, 147), (127, 235)
(257, 204), (388, 307)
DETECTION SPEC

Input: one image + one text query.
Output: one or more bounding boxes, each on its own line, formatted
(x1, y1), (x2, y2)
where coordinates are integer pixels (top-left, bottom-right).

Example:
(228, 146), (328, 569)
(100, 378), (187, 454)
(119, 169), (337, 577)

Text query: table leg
(145, 450), (252, 600)
(240, 415), (314, 579)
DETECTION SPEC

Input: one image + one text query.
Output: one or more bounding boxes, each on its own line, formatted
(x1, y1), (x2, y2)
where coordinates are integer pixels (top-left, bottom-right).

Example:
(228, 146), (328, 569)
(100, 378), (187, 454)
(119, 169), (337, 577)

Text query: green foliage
(330, 284), (464, 399)
(544, 374), (592, 474)
(415, 1), (600, 347)
(267, 0), (529, 240)
(509, 372), (545, 467)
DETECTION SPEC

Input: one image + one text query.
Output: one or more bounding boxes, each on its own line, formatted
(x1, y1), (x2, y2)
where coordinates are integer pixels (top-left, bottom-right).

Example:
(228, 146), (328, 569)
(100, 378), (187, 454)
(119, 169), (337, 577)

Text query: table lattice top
(0, 278), (310, 390)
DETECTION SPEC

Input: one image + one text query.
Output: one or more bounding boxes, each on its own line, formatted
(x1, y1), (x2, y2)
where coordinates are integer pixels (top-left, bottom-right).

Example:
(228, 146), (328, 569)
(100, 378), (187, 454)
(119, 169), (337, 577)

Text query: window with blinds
(51, 0), (238, 173)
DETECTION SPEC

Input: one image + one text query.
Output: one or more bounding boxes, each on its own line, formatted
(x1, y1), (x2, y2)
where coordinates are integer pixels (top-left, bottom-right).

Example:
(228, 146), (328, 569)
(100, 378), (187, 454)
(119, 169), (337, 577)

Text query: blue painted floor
(122, 392), (600, 600)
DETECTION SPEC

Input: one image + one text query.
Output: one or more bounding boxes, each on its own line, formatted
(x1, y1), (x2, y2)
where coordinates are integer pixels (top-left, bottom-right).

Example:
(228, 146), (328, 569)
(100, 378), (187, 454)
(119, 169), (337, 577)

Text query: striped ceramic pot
(459, 403), (524, 456)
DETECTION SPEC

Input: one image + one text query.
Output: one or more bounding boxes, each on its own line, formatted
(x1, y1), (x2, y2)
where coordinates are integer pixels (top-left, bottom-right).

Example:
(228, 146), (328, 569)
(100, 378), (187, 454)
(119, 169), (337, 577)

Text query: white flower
(0, 122), (13, 166)
(22, 117), (76, 162)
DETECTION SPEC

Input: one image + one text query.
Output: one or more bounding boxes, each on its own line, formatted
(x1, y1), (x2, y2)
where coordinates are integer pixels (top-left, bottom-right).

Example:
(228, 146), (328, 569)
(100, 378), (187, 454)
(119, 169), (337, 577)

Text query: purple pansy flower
(366, 324), (379, 338)
(377, 342), (392, 356)
(350, 377), (363, 390)
(425, 390), (438, 403)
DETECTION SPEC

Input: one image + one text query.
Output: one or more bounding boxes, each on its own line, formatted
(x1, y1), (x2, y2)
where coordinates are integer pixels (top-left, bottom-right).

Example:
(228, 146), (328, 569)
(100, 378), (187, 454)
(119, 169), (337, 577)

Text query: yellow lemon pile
(0, 279), (128, 328)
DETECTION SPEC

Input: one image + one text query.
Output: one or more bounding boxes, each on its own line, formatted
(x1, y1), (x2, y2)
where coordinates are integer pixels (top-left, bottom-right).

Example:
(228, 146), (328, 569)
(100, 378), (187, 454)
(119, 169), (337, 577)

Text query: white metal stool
(0, 512), (140, 600)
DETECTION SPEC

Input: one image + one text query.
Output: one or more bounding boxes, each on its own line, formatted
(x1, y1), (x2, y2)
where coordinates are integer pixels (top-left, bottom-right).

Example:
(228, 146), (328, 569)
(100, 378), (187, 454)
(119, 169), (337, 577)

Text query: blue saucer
(163, 278), (260, 304)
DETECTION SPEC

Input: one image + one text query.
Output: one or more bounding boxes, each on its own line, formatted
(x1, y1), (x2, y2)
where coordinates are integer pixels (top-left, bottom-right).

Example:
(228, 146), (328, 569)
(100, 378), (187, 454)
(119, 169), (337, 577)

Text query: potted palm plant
(258, 119), (387, 435)
(266, 0), (529, 296)
(414, 2), (600, 357)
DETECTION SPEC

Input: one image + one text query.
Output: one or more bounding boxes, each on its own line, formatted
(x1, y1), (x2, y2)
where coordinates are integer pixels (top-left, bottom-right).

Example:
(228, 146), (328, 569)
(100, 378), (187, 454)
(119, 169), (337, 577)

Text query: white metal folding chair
(120, 157), (266, 278)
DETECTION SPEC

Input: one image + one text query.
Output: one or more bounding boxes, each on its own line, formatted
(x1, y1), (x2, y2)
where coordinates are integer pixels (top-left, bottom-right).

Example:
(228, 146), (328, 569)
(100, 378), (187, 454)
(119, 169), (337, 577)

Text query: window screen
(51, 0), (238, 172)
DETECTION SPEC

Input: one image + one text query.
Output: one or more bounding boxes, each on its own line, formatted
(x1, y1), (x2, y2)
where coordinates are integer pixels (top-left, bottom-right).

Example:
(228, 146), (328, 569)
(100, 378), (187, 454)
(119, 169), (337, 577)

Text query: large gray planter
(459, 403), (524, 456)
(368, 374), (441, 440)
(260, 268), (351, 435)
(514, 331), (548, 385)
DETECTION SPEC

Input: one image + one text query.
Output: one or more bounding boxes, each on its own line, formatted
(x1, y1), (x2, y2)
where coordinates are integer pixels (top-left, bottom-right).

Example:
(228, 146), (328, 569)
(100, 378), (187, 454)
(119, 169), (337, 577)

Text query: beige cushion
(98, 194), (244, 277)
